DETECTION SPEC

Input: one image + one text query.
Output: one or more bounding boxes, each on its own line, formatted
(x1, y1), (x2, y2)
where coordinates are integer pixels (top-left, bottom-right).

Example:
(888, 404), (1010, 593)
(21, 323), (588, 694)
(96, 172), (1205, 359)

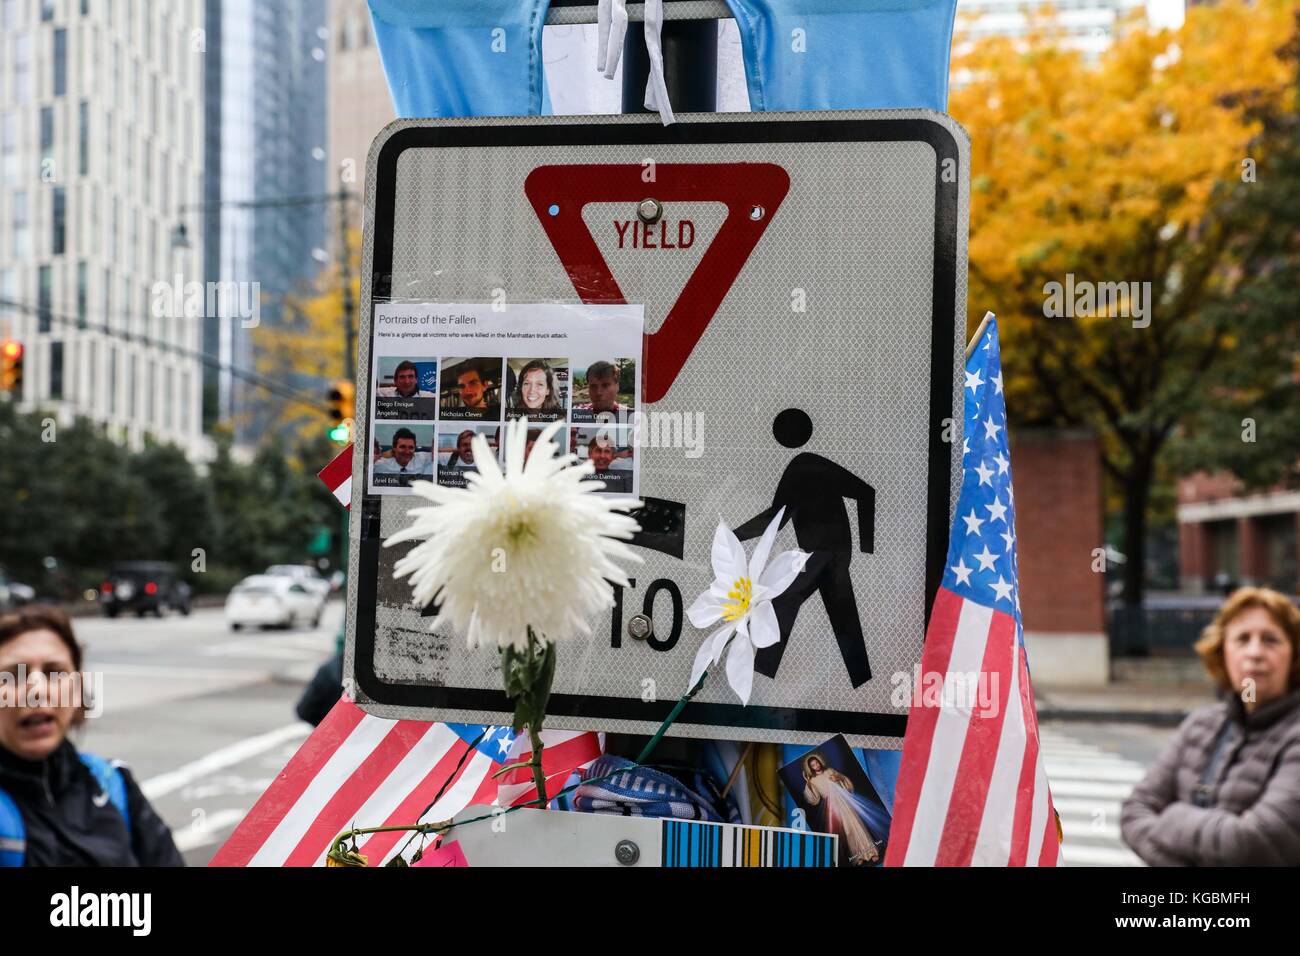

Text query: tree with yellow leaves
(951, 0), (1299, 605)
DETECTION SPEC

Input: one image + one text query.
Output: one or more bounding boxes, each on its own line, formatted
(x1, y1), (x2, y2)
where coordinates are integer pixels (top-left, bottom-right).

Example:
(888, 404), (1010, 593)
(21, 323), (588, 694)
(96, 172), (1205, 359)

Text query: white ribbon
(595, 0), (676, 125)
(642, 0), (676, 125)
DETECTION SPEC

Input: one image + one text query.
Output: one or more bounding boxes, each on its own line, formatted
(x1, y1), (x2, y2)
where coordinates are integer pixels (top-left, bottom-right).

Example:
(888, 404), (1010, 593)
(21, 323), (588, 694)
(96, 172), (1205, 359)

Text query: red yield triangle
(524, 164), (790, 404)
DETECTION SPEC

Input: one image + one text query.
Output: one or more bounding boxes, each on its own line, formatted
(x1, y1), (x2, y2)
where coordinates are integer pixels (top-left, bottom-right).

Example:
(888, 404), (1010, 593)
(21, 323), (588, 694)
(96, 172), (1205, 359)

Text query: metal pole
(620, 17), (718, 114)
(337, 191), (357, 383)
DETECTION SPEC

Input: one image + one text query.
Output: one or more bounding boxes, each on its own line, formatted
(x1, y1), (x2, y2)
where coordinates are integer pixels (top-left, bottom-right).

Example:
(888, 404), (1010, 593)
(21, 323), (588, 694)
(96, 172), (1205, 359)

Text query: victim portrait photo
(371, 423), (436, 489)
(572, 425), (633, 495)
(570, 358), (635, 425)
(436, 425), (497, 489)
(779, 734), (892, 867)
(373, 356), (438, 421)
(439, 357), (503, 422)
(504, 357), (568, 423)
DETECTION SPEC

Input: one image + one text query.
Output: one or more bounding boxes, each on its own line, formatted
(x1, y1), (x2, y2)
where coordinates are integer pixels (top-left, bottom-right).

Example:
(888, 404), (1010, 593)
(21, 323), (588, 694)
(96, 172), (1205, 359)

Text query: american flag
(318, 443), (354, 510)
(885, 315), (1062, 867)
(210, 697), (602, 867)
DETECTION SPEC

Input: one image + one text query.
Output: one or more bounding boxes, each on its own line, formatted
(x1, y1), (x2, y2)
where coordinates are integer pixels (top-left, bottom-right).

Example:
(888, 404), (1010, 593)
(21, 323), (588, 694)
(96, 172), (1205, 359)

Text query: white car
(265, 564), (333, 599)
(226, 575), (323, 631)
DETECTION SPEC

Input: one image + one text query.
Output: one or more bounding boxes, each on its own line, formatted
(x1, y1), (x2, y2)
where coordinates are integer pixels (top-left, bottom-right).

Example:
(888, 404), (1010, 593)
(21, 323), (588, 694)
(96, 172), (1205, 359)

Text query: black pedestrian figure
(734, 408), (875, 688)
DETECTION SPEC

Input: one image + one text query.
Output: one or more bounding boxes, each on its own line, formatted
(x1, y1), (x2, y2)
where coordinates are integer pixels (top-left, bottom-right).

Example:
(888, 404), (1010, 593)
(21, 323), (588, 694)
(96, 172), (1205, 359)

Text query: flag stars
(993, 452), (1009, 475)
(989, 576), (1015, 603)
(1000, 529), (1016, 552)
(992, 371), (1003, 395)
(961, 509), (985, 536)
(964, 368), (985, 395)
(982, 415), (1002, 441)
(985, 497), (1008, 524)
(974, 460), (995, 487)
(950, 558), (973, 587)
(972, 545), (999, 572)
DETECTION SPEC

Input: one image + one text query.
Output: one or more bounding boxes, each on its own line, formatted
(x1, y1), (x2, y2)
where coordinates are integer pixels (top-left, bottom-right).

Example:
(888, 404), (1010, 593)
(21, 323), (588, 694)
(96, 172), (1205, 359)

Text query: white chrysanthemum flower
(385, 417), (642, 651)
(686, 507), (809, 705)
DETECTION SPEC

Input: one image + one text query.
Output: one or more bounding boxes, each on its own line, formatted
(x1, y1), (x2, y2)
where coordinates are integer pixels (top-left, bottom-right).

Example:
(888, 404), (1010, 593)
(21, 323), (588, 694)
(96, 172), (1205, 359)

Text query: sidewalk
(1036, 680), (1216, 726)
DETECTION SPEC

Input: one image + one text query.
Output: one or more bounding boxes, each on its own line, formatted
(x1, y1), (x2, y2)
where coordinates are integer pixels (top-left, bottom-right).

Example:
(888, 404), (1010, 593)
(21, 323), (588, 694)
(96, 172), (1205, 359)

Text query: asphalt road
(66, 603), (1176, 867)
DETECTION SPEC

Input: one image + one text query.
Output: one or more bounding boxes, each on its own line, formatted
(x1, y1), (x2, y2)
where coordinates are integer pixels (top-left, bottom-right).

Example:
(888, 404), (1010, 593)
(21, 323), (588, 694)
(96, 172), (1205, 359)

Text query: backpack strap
(79, 752), (132, 834)
(0, 788), (26, 867)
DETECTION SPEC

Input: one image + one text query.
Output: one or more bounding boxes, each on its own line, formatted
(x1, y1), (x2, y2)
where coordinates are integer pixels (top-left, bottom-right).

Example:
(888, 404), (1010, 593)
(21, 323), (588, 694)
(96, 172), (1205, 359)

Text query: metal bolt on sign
(627, 613), (654, 641)
(615, 839), (640, 865)
(637, 198), (664, 224)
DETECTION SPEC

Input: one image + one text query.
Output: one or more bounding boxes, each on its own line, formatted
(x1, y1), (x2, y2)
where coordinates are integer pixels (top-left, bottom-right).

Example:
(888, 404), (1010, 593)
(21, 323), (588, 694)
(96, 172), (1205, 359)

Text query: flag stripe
(934, 608), (1016, 866)
(211, 698), (365, 867)
(883, 586), (964, 864)
(282, 720), (434, 867)
(970, 637), (1025, 865)
(902, 598), (993, 865)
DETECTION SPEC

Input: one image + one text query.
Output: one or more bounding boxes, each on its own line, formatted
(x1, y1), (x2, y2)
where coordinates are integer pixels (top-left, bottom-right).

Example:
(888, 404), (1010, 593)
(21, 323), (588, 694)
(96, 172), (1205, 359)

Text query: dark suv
(100, 562), (192, 618)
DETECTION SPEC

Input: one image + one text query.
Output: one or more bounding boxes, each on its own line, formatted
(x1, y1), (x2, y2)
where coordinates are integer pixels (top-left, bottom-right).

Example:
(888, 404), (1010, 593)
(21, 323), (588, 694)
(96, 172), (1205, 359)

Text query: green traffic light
(328, 424), (350, 445)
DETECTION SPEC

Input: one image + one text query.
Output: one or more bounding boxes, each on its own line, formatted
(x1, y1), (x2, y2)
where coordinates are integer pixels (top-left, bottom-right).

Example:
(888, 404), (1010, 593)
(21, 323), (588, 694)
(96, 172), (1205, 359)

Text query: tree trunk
(1120, 456), (1154, 609)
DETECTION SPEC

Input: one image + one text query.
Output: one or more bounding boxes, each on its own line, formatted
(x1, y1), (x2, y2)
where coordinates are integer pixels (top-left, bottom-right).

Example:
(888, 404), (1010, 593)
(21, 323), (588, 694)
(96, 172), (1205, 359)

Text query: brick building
(1012, 429), (1109, 685)
(1177, 473), (1300, 594)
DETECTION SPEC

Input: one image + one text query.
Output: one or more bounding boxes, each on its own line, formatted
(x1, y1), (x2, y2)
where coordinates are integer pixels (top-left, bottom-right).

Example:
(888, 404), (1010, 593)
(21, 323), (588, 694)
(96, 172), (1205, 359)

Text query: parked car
(100, 561), (192, 618)
(265, 564), (332, 600)
(226, 575), (323, 631)
(0, 568), (36, 611)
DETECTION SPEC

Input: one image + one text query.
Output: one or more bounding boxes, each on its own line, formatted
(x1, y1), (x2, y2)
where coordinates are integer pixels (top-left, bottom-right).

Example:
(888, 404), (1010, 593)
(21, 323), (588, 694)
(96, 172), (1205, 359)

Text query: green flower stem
(528, 719), (547, 807)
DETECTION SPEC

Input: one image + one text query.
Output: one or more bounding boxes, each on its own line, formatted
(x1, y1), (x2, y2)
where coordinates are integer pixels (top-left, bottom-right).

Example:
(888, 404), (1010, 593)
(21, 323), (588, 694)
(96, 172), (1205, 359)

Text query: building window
(0, 268), (14, 328)
(102, 267), (111, 331)
(40, 106), (54, 170)
(1, 112), (16, 186)
(54, 29), (68, 97)
(104, 111), (112, 186)
(50, 342), (64, 400)
(146, 359), (155, 425)
(82, 0), (89, 15)
(77, 261), (87, 327)
(38, 265), (52, 333)
(52, 187), (67, 255)
(41, 0), (54, 23)
(110, 195), (118, 261)
(127, 354), (136, 418)
(107, 345), (117, 415)
(79, 101), (89, 175)
(14, 34), (32, 104)
(88, 340), (97, 407)
(1, 0), (19, 30)
(165, 366), (174, 430)
(13, 191), (30, 258)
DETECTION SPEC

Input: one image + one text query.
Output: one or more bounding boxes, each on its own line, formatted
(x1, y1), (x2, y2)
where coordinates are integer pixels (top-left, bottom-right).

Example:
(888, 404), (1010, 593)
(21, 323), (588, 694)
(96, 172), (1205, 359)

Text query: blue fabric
(78, 753), (130, 834)
(724, 0), (958, 112)
(367, 0), (552, 118)
(0, 789), (24, 867)
(574, 756), (740, 822)
(0, 752), (130, 867)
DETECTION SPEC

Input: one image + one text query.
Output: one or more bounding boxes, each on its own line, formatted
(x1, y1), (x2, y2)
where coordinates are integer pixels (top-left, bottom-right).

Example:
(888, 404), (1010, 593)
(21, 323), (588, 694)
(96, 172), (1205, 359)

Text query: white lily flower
(385, 417), (642, 652)
(686, 507), (809, 705)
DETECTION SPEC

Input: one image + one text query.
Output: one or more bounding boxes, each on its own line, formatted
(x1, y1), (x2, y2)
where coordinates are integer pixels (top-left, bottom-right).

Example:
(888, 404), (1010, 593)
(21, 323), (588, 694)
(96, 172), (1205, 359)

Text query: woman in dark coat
(0, 606), (183, 866)
(1121, 587), (1300, 866)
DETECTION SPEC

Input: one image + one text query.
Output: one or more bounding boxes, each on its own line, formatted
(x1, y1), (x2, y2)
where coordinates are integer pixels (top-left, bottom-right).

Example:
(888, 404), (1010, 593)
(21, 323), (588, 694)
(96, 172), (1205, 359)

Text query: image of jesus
(802, 753), (881, 865)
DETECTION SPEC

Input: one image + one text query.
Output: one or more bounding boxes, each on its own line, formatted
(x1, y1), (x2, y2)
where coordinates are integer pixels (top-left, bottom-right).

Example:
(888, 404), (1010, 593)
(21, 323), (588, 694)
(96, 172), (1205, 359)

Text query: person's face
(808, 757), (824, 774)
(394, 366), (418, 396)
(587, 373), (619, 411)
(458, 370), (486, 408)
(1224, 606), (1293, 709)
(393, 437), (417, 466)
(0, 629), (80, 761)
(589, 440), (614, 471)
(456, 435), (474, 463)
(521, 368), (549, 409)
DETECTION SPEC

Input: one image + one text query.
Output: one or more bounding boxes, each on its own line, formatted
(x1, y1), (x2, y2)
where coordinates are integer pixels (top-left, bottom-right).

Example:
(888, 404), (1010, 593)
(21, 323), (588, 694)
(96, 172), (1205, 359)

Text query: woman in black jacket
(0, 605), (183, 866)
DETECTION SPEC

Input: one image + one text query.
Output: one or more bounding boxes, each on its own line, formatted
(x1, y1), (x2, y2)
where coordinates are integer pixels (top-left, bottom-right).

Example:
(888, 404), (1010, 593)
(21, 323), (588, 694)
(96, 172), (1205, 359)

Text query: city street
(71, 602), (341, 866)
(66, 602), (1172, 866)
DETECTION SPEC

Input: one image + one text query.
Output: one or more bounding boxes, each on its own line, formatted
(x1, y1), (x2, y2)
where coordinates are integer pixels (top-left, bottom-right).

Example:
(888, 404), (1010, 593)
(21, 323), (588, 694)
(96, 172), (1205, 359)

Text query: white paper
(367, 302), (644, 498)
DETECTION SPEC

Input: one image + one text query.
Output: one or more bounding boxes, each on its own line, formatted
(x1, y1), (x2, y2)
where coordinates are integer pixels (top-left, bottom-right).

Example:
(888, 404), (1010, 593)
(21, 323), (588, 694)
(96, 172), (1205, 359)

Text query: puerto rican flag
(210, 698), (603, 867)
(885, 315), (1062, 867)
(318, 443), (354, 510)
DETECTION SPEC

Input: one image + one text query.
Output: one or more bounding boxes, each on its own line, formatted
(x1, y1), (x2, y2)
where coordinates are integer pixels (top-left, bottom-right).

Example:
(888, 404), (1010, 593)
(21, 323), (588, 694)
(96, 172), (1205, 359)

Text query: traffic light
(327, 380), (354, 423)
(1, 340), (23, 395)
(328, 420), (351, 445)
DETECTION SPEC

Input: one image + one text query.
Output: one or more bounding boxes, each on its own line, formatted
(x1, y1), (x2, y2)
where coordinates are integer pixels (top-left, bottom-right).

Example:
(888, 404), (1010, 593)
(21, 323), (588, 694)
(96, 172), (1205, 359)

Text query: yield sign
(524, 164), (790, 403)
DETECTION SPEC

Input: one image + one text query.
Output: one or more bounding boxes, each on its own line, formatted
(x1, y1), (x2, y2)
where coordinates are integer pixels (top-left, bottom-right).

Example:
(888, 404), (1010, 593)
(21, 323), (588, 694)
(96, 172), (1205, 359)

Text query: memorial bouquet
(385, 417), (642, 805)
